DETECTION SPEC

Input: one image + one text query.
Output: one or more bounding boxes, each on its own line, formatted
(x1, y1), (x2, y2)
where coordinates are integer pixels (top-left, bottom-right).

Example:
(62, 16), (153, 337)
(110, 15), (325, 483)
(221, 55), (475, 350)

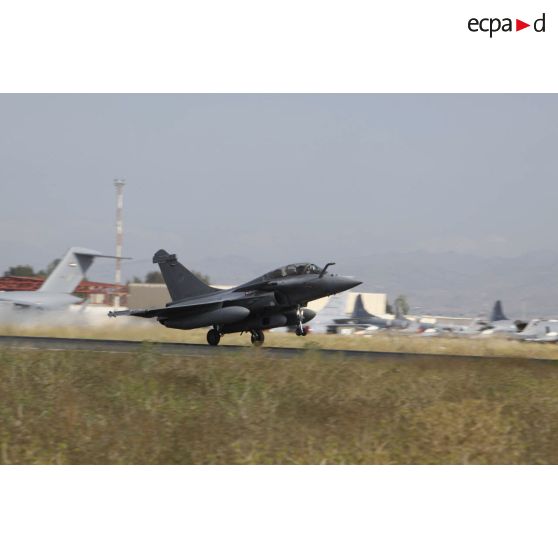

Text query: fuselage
(0, 290), (82, 310)
(158, 263), (361, 333)
(515, 319), (558, 342)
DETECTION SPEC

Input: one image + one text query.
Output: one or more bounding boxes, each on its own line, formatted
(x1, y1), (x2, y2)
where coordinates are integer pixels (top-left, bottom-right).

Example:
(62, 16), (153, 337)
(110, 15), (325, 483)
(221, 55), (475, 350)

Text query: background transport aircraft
(457, 300), (527, 336)
(0, 247), (123, 310)
(326, 294), (415, 333)
(312, 293), (441, 335)
(109, 249), (361, 346)
(353, 295), (411, 329)
(485, 300), (527, 334)
(515, 319), (558, 343)
(431, 300), (528, 337)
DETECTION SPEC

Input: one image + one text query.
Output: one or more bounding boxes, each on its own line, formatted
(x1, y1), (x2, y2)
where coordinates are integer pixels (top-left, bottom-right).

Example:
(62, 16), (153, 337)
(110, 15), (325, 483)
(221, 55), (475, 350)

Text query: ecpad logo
(468, 13), (546, 37)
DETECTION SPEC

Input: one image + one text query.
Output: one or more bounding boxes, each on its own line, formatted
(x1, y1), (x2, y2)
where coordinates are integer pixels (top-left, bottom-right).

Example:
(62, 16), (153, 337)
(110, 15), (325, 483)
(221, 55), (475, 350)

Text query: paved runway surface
(0, 335), (557, 363)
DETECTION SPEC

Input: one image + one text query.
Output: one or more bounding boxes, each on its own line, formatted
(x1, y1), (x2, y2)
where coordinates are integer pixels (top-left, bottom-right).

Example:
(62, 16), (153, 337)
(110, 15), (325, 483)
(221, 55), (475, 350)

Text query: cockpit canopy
(263, 263), (322, 280)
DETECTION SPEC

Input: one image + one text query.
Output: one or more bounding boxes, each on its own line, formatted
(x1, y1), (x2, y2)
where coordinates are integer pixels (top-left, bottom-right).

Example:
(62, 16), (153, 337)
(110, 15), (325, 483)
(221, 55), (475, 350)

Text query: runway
(1, 335), (557, 363)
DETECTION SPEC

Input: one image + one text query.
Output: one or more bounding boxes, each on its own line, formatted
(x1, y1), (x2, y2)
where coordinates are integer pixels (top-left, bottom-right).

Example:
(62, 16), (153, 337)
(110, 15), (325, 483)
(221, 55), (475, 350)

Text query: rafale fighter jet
(108, 249), (361, 346)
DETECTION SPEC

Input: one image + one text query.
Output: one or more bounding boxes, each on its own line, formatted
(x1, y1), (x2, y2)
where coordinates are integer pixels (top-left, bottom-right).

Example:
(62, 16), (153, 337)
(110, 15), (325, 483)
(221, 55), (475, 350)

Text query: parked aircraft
(356, 295), (411, 329)
(0, 247), (123, 310)
(326, 294), (417, 333)
(469, 300), (527, 335)
(515, 319), (558, 343)
(109, 249), (361, 346)
(308, 291), (351, 334)
(430, 300), (527, 337)
(485, 300), (526, 334)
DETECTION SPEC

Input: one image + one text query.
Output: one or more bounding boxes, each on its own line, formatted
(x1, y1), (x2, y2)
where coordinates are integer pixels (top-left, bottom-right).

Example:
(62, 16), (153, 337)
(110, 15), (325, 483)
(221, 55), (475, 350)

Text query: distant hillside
(343, 250), (558, 319)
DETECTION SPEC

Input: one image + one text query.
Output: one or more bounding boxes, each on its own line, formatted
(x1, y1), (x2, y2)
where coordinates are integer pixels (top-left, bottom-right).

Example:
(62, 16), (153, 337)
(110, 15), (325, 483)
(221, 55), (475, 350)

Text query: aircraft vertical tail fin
(317, 292), (349, 319)
(310, 292), (350, 333)
(153, 249), (217, 301)
(38, 247), (103, 294)
(490, 300), (508, 322)
(352, 294), (373, 318)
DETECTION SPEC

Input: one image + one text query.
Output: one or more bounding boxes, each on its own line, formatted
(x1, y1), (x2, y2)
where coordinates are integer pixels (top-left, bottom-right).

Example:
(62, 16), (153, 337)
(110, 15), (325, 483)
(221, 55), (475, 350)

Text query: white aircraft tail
(38, 247), (125, 294)
(311, 292), (350, 333)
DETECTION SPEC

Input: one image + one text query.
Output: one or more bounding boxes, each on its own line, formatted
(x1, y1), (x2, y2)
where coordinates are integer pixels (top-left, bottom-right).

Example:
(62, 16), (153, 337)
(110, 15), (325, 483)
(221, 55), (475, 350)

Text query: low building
(0, 275), (126, 305)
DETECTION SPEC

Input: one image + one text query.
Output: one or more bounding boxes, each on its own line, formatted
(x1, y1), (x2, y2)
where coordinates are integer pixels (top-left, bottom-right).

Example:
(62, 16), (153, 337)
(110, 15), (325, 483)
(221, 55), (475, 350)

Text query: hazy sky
(1, 94), (557, 283)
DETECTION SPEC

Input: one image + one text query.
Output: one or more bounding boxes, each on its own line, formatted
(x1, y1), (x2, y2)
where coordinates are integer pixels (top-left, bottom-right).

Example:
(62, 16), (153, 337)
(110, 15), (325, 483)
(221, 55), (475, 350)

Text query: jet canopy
(263, 263), (322, 280)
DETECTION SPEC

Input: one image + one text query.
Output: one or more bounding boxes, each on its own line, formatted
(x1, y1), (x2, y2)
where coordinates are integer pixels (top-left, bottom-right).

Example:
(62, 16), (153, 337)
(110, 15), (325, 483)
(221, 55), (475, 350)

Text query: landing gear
(250, 329), (265, 347)
(295, 306), (307, 336)
(295, 325), (307, 336)
(207, 328), (221, 346)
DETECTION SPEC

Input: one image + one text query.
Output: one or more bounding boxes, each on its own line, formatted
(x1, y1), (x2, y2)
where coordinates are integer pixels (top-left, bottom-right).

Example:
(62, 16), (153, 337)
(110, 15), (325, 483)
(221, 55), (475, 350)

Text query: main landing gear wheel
(207, 329), (221, 346)
(250, 329), (265, 347)
(295, 325), (307, 337)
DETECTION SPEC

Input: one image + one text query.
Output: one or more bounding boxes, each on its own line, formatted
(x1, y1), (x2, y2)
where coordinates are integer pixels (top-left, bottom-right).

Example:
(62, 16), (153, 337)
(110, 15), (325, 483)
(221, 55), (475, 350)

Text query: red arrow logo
(516, 19), (530, 31)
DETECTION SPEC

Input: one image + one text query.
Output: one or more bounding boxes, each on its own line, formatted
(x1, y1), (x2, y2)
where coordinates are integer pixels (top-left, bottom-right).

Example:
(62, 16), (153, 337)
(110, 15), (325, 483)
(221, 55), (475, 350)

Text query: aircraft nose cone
(334, 276), (362, 293)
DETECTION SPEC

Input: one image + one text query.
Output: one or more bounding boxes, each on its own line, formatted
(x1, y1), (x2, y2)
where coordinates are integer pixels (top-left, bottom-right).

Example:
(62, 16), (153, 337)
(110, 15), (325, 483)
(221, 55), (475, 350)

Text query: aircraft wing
(109, 300), (222, 319)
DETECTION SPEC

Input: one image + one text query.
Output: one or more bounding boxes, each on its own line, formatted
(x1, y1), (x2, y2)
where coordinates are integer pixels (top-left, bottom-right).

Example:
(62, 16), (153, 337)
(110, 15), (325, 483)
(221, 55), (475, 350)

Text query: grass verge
(1, 347), (558, 464)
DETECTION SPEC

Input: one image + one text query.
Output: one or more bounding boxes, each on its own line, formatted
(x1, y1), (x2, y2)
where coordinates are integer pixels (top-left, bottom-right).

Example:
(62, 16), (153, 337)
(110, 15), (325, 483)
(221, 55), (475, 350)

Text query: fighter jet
(0, 247), (124, 310)
(108, 249), (361, 346)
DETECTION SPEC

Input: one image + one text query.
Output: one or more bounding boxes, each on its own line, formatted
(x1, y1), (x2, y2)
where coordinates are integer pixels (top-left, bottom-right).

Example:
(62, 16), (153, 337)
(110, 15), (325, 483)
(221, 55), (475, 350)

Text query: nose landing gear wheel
(207, 329), (221, 346)
(295, 305), (307, 336)
(295, 325), (307, 336)
(250, 329), (265, 346)
(295, 305), (308, 336)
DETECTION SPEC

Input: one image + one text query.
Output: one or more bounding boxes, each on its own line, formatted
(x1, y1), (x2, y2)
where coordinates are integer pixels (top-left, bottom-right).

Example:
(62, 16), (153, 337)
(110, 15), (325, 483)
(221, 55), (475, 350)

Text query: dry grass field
(1, 345), (558, 464)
